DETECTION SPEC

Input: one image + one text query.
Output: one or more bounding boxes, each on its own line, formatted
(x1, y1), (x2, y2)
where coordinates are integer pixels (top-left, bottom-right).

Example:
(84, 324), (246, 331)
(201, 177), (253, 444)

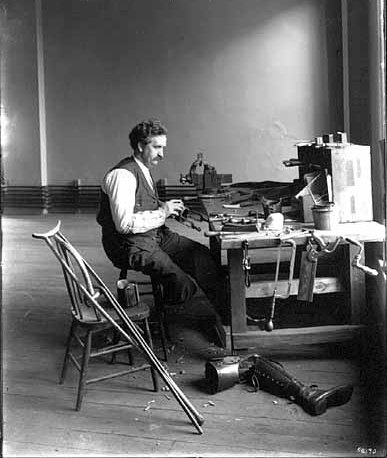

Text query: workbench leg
(209, 234), (222, 266)
(227, 248), (247, 352)
(343, 243), (367, 324)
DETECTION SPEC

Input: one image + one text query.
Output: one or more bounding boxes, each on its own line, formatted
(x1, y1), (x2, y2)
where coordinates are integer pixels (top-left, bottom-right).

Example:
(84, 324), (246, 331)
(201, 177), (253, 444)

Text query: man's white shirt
(101, 156), (166, 234)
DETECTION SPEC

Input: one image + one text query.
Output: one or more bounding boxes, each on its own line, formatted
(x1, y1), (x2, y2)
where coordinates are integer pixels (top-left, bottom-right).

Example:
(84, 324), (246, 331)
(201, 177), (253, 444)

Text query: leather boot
(241, 354), (354, 416)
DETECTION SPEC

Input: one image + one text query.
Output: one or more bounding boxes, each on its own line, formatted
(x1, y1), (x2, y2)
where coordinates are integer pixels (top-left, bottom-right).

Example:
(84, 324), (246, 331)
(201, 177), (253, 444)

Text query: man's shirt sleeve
(102, 168), (166, 234)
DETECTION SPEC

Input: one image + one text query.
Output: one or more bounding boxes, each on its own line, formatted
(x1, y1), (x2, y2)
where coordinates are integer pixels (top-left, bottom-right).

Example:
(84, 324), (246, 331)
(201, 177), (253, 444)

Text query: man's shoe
(299, 384), (354, 416)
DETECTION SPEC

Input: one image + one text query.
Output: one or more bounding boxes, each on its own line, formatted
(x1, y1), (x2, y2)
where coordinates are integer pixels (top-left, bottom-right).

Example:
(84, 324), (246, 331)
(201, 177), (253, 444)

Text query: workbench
(201, 197), (385, 353)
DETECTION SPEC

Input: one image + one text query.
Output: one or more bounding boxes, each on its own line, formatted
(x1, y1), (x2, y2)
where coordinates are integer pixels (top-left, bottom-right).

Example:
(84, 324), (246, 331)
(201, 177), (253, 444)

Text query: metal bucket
(312, 203), (338, 230)
(205, 356), (241, 394)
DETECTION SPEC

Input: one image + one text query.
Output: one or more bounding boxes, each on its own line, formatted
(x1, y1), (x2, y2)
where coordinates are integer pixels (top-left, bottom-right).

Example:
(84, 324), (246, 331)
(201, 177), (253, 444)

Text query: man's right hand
(162, 199), (185, 218)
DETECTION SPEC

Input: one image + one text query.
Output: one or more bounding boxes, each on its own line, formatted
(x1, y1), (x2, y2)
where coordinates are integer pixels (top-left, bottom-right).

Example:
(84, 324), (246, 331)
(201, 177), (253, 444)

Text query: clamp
(265, 239), (296, 332)
(242, 240), (251, 287)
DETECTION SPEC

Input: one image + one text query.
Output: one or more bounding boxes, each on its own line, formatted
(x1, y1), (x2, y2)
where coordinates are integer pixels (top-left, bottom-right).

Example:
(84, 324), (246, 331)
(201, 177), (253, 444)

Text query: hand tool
(345, 237), (379, 276)
(265, 239), (296, 331)
(297, 240), (319, 303)
(242, 240), (251, 287)
(222, 204), (240, 209)
(172, 213), (202, 232)
(172, 207), (207, 232)
(310, 232), (378, 276)
(204, 231), (254, 237)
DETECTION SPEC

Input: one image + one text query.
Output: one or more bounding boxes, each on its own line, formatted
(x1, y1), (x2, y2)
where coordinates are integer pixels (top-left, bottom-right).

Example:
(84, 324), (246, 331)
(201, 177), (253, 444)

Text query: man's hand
(162, 199), (185, 218)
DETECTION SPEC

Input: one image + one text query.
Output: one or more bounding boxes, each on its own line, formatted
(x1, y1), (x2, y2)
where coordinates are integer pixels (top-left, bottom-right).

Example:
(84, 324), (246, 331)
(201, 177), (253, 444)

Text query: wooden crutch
(32, 222), (204, 434)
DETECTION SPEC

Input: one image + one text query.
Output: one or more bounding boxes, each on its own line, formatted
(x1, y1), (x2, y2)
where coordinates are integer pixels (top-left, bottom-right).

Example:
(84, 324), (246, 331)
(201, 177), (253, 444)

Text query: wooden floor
(1, 213), (386, 457)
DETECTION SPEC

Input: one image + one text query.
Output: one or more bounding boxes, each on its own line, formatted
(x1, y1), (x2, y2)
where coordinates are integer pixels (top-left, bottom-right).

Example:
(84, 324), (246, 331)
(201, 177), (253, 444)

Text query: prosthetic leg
(205, 354), (353, 416)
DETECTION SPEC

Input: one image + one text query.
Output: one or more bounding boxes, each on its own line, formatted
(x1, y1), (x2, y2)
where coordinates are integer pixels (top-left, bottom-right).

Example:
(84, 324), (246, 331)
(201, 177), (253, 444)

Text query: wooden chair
(32, 221), (159, 411)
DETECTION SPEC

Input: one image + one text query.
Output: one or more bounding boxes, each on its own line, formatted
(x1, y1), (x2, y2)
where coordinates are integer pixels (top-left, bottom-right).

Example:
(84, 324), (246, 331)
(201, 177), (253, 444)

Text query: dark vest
(96, 156), (160, 242)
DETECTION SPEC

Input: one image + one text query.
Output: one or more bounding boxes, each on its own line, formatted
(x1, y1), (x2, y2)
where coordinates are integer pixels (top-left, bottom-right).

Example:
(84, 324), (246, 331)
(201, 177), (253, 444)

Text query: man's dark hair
(129, 119), (168, 150)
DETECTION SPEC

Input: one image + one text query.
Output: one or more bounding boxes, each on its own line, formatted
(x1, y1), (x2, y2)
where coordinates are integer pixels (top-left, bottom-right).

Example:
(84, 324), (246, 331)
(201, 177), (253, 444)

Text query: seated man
(96, 118), (227, 347)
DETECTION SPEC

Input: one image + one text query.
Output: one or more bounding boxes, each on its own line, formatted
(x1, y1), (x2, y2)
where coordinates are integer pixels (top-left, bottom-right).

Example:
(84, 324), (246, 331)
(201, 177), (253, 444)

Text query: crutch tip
(196, 425), (204, 435)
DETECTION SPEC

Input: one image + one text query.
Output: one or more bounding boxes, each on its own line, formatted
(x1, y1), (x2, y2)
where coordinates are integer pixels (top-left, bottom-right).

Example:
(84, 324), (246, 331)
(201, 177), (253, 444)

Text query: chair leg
(127, 345), (134, 366)
(59, 320), (76, 384)
(75, 329), (92, 411)
(158, 313), (169, 362)
(143, 318), (159, 392)
(109, 329), (119, 364)
(151, 279), (169, 361)
(109, 328), (134, 366)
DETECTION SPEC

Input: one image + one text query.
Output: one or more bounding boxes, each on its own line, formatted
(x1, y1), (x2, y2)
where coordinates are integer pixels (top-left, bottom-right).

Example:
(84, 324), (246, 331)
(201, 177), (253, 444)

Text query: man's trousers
(102, 225), (228, 322)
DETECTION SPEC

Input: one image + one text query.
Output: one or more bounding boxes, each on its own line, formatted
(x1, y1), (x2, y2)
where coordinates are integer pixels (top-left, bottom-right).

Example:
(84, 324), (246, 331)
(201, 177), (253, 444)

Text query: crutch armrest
(32, 220), (62, 239)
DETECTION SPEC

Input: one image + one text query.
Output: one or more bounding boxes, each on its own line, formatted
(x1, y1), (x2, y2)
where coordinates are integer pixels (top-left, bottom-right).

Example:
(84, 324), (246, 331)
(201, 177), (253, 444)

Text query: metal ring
(250, 374), (259, 392)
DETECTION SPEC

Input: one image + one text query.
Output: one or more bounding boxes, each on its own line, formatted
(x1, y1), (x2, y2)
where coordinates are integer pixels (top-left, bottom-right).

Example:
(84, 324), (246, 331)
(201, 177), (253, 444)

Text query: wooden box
(297, 143), (373, 223)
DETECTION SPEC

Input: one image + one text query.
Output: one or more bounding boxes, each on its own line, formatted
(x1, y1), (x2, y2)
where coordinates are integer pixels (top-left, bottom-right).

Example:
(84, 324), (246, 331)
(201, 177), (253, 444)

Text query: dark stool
(119, 269), (169, 361)
(119, 268), (228, 350)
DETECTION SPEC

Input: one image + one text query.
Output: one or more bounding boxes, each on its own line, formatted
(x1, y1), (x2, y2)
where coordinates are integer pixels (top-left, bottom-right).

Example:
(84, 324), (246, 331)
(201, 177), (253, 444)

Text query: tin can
(312, 203), (338, 230)
(117, 279), (140, 308)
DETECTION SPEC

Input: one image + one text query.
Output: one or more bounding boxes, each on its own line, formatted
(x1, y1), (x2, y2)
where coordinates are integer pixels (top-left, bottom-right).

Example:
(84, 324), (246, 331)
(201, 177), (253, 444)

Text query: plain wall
(347, 0), (370, 145)
(2, 0), (342, 186)
(1, 0), (41, 185)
